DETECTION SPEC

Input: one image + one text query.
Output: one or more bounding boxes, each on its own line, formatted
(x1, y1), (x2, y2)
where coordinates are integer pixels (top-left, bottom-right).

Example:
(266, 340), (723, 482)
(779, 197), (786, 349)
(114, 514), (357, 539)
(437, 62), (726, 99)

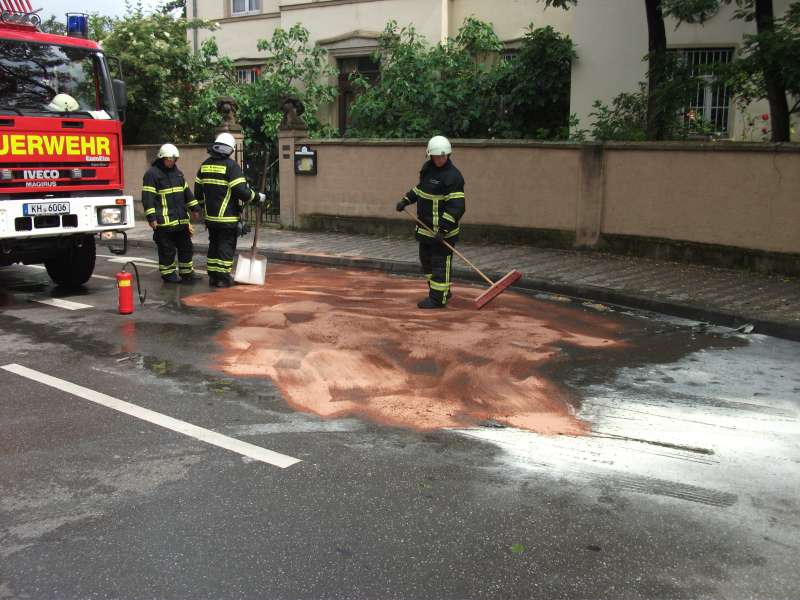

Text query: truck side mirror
(112, 79), (127, 120)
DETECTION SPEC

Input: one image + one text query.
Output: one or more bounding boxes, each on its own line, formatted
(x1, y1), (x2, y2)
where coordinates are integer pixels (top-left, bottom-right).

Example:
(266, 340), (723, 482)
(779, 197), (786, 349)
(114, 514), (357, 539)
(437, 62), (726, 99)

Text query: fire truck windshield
(0, 40), (116, 119)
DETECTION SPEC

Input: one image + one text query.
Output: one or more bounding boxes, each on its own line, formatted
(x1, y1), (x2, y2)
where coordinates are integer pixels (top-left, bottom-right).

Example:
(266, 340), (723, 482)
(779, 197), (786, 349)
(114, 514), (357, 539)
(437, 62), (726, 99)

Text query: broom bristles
(474, 270), (522, 309)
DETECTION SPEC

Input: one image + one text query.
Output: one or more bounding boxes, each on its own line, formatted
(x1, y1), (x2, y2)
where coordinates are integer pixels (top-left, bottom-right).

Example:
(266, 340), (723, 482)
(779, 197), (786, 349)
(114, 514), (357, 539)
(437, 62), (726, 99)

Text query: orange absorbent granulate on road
(184, 264), (624, 435)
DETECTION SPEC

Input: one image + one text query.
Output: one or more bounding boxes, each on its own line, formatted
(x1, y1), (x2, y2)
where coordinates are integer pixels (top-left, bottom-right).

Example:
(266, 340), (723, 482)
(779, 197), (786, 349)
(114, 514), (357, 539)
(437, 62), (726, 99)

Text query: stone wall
(277, 134), (800, 273)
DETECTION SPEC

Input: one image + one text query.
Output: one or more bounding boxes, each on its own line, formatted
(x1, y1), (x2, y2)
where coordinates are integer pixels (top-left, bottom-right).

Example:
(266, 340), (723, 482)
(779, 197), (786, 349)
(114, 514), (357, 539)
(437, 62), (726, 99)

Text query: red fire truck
(0, 4), (133, 287)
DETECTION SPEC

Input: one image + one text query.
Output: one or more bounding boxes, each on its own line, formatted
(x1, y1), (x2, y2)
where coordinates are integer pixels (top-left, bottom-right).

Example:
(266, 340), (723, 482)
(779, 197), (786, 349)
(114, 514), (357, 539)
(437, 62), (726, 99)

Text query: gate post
(278, 125), (308, 229)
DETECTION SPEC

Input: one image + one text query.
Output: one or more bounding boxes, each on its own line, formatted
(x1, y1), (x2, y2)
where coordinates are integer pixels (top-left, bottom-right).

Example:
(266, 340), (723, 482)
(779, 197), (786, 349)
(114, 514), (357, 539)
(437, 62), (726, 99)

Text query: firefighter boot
(417, 297), (445, 309)
(162, 273), (180, 284)
(215, 275), (233, 288)
(180, 271), (203, 284)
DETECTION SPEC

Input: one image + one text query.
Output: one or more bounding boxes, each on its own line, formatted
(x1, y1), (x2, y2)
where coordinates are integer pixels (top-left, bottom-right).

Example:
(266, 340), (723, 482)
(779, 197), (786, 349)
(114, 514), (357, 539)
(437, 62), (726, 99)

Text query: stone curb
(126, 237), (800, 343)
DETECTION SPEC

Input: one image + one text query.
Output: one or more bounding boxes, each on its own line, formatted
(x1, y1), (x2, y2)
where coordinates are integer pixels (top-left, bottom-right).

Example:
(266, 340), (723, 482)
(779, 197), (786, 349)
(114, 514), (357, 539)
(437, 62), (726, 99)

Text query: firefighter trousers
(419, 239), (453, 305)
(207, 226), (237, 281)
(153, 226), (194, 278)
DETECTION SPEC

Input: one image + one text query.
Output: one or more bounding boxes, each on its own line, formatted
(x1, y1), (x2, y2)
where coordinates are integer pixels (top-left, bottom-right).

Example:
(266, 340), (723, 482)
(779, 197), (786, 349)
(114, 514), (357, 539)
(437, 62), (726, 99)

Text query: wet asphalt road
(1, 252), (799, 600)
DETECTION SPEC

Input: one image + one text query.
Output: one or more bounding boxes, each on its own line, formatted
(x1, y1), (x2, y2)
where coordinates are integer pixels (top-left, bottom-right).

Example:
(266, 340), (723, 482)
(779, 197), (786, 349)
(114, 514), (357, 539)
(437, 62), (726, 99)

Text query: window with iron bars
(236, 67), (260, 84)
(671, 47), (735, 137)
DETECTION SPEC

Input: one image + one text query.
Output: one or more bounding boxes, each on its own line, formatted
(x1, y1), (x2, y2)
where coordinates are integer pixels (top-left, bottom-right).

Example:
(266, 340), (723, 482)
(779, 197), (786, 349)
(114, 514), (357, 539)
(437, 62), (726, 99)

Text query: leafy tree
(228, 24), (337, 185)
(347, 18), (575, 139)
(235, 23), (338, 148)
(493, 24), (576, 138)
(347, 19), (500, 138)
(96, 4), (233, 144)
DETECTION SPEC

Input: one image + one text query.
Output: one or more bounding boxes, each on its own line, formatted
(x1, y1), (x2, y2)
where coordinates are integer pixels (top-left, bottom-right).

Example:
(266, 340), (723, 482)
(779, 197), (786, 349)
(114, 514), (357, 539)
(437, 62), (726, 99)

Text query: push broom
(403, 208), (522, 309)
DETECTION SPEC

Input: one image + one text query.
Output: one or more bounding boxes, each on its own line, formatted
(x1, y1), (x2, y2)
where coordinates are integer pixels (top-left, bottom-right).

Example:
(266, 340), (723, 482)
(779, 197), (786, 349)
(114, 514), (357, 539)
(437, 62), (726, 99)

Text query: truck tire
(45, 235), (96, 287)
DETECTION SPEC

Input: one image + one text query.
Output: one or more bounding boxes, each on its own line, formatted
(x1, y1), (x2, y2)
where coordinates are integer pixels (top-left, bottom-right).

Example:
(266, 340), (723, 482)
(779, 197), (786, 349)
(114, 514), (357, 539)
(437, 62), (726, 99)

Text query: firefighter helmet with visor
(215, 133), (236, 150)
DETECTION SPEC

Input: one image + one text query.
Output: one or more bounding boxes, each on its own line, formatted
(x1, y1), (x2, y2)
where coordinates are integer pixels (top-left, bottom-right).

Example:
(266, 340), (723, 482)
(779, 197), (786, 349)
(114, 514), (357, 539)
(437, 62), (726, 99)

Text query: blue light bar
(66, 13), (89, 38)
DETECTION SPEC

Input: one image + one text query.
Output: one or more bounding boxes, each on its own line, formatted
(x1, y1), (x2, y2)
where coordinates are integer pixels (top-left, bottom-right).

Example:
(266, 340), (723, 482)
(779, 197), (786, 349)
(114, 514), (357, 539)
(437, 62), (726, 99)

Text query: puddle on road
(184, 264), (627, 435)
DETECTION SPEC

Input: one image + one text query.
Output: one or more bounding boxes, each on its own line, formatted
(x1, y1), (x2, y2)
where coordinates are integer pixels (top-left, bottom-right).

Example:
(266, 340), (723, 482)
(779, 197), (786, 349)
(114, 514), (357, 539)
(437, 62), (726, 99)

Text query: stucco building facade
(189, 0), (796, 141)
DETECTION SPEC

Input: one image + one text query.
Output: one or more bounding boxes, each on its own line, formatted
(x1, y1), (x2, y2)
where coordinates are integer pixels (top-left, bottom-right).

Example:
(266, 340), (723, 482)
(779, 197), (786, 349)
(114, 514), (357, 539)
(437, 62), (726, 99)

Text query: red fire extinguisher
(117, 262), (146, 315)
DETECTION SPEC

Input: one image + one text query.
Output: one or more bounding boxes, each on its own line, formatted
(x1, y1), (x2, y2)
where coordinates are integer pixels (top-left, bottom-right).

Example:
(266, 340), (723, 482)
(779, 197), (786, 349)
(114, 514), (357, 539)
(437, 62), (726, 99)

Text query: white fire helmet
(214, 132), (236, 151)
(157, 143), (180, 159)
(47, 93), (80, 112)
(426, 135), (452, 157)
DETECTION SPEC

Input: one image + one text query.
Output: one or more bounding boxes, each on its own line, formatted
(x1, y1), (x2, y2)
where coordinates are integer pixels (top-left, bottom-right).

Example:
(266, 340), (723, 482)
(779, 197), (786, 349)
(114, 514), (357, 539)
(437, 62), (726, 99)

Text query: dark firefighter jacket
(403, 158), (466, 243)
(193, 153), (256, 229)
(141, 160), (198, 229)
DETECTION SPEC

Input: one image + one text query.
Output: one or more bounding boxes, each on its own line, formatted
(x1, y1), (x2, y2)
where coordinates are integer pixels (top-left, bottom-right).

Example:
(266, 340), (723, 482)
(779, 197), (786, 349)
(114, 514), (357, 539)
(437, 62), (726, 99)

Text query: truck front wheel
(45, 235), (97, 287)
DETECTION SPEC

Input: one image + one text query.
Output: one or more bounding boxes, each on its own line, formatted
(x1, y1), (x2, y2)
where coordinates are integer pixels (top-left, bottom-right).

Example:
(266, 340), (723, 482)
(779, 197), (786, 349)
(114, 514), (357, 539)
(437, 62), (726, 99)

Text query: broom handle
(404, 209), (495, 286)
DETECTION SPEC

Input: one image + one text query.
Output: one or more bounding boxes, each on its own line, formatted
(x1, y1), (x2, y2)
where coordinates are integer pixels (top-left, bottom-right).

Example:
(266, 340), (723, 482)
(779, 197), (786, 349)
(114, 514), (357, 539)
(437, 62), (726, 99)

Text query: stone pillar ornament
(215, 96), (244, 163)
(279, 98), (306, 130)
(215, 96), (241, 133)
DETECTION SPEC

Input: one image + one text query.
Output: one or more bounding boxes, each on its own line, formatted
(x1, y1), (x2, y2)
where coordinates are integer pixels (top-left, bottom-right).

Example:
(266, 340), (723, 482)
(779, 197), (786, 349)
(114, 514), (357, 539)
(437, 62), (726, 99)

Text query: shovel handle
(251, 204), (261, 253)
(403, 208), (494, 286)
(251, 149), (271, 253)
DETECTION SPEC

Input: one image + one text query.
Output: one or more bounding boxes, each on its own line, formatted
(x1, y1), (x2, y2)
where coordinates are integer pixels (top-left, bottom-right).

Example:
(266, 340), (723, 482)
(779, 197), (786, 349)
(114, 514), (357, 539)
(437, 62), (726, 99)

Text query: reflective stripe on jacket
(403, 158), (466, 242)
(141, 161), (197, 229)
(194, 155), (256, 229)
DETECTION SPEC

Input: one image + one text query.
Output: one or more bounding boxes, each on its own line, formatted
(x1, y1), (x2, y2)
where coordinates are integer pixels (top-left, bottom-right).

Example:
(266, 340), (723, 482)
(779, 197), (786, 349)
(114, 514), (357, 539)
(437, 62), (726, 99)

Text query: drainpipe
(192, 0), (199, 53)
(440, 0), (448, 43)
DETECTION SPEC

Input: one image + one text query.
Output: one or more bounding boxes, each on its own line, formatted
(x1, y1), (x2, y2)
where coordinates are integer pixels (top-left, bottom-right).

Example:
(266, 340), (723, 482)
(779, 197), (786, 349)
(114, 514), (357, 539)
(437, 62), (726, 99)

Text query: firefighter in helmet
(141, 143), (202, 283)
(194, 132), (265, 288)
(396, 135), (466, 308)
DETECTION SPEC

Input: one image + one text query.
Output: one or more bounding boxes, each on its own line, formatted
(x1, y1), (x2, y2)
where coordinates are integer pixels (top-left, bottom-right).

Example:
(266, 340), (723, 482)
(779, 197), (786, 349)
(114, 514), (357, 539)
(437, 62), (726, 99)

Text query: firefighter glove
(434, 230), (445, 242)
(396, 198), (410, 212)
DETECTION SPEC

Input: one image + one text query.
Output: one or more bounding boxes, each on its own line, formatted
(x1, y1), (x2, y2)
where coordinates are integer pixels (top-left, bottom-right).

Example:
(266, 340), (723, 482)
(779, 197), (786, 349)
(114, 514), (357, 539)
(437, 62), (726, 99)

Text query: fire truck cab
(0, 7), (133, 287)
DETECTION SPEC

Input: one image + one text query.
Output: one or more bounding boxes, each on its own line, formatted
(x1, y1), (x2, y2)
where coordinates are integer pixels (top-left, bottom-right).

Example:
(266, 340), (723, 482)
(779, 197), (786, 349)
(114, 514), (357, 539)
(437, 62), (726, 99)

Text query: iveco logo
(23, 169), (60, 180)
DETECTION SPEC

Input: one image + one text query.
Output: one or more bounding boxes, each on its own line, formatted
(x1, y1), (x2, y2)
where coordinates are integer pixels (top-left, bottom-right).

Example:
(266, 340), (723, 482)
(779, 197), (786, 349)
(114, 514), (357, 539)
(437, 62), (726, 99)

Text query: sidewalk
(125, 222), (800, 341)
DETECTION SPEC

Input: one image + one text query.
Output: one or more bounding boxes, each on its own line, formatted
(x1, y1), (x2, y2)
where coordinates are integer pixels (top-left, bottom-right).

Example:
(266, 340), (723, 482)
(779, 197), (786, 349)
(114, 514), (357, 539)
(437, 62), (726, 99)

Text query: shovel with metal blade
(234, 153), (270, 286)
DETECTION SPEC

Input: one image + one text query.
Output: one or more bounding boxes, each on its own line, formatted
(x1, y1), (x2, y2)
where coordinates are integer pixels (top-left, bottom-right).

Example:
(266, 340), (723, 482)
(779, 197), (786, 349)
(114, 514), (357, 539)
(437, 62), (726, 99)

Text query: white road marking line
(33, 298), (93, 310)
(1, 363), (301, 469)
(21, 264), (115, 281)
